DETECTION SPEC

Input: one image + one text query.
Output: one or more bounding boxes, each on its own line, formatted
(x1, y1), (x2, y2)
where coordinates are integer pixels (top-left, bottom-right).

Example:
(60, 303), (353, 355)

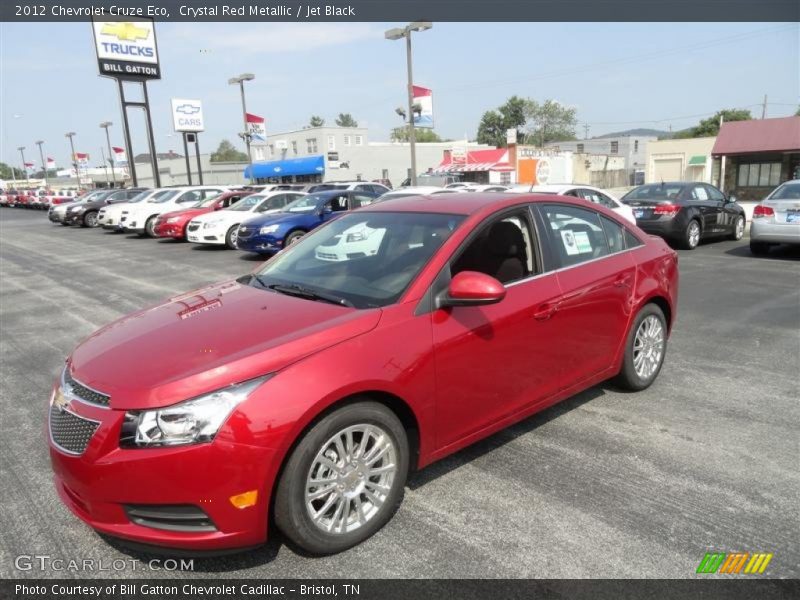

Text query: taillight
(654, 204), (681, 217)
(753, 205), (774, 218)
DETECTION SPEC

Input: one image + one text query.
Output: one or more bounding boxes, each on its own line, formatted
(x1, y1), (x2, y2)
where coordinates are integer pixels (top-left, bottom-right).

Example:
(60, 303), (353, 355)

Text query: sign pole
(182, 133), (193, 185)
(194, 135), (204, 185)
(117, 80), (138, 187)
(141, 82), (161, 188)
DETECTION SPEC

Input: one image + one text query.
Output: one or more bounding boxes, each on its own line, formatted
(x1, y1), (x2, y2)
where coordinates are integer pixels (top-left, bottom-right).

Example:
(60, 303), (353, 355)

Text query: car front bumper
(49, 396), (276, 551)
(236, 233), (282, 254)
(49, 212), (66, 223)
(153, 221), (187, 239)
(187, 227), (226, 244)
(750, 219), (800, 245)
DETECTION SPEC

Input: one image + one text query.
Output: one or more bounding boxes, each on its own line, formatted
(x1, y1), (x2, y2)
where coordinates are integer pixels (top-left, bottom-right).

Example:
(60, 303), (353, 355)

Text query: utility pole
(761, 94), (768, 119)
(65, 132), (79, 190)
(583, 123), (590, 140)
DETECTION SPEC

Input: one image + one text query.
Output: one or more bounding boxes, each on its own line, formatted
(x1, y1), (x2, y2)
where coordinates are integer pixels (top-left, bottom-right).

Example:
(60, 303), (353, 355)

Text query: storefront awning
(244, 155), (325, 179)
(434, 148), (510, 173)
(687, 155), (706, 166)
(712, 116), (800, 155)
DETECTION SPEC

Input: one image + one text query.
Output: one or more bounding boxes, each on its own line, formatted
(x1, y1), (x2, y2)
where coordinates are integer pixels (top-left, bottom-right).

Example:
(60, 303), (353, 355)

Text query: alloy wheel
(734, 217), (745, 240)
(85, 212), (98, 227)
(633, 315), (665, 380)
(305, 424), (397, 535)
(687, 221), (700, 248)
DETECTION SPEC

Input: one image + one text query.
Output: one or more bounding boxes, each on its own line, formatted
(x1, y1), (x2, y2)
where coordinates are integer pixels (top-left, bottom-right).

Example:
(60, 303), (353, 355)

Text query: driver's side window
(330, 194), (349, 212)
(451, 211), (537, 284)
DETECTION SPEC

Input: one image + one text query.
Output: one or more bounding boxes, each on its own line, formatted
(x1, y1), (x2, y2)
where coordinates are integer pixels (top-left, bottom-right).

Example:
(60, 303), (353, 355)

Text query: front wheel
(729, 215), (745, 241)
(678, 219), (701, 250)
(284, 230), (306, 246)
(274, 401), (409, 555)
(614, 304), (667, 391)
(83, 211), (99, 228)
(225, 225), (240, 249)
(144, 216), (157, 238)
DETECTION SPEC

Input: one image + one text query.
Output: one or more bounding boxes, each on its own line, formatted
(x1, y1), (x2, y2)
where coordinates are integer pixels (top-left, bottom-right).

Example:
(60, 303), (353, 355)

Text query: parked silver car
(750, 180), (800, 255)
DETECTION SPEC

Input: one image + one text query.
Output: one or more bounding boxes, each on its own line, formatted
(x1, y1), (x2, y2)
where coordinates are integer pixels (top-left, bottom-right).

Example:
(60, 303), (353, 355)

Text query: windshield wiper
(267, 283), (355, 308)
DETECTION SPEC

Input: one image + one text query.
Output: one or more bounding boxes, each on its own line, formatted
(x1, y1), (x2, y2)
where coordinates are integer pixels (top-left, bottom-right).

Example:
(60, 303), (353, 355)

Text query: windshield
(194, 192), (225, 208)
(254, 212), (464, 308)
(149, 190), (179, 203)
(623, 184), (685, 201)
(767, 182), (800, 200)
(281, 194), (326, 212)
(228, 194), (266, 211)
(127, 190), (152, 203)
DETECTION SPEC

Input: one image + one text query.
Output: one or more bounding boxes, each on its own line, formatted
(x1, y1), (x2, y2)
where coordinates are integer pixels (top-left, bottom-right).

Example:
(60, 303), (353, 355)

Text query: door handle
(532, 303), (557, 321)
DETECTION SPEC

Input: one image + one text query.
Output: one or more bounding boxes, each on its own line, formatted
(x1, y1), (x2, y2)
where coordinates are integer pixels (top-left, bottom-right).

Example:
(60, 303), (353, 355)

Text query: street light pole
(65, 132), (79, 191)
(18, 146), (29, 187)
(35, 140), (49, 190)
(100, 122), (117, 185)
(385, 22), (432, 187)
(229, 73), (255, 183)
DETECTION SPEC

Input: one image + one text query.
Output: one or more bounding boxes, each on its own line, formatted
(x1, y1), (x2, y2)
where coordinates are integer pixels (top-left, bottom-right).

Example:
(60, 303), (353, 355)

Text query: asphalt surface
(1, 207), (798, 579)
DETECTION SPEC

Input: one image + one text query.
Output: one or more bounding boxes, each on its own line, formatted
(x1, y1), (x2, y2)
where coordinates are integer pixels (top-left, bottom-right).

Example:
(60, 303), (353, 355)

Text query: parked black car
(64, 188), (149, 227)
(622, 182), (746, 249)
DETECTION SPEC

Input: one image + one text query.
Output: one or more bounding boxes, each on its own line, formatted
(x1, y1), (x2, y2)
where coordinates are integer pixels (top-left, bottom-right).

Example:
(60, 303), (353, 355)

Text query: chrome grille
(49, 405), (99, 455)
(65, 371), (110, 407)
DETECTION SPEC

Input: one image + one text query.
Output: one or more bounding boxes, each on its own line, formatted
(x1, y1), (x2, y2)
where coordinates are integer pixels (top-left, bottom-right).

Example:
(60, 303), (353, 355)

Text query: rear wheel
(678, 219), (701, 250)
(729, 215), (745, 241)
(614, 303), (667, 391)
(274, 401), (409, 555)
(749, 241), (770, 255)
(225, 225), (240, 249)
(83, 211), (99, 228)
(285, 230), (306, 246)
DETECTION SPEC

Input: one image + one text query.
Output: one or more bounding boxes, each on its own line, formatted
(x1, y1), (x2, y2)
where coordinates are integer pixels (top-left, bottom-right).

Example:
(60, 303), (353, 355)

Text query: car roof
(364, 192), (577, 216)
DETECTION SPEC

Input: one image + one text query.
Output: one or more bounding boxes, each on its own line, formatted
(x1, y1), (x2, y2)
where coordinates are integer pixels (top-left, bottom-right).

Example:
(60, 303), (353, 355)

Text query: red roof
(435, 148), (510, 173)
(712, 116), (800, 155)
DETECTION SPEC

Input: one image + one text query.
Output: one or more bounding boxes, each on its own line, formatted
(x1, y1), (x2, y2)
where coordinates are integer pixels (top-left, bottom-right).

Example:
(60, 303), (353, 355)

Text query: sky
(1, 21), (798, 171)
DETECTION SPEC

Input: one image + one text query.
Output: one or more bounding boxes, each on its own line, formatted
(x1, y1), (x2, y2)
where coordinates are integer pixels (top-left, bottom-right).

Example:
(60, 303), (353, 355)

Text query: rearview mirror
(437, 271), (506, 309)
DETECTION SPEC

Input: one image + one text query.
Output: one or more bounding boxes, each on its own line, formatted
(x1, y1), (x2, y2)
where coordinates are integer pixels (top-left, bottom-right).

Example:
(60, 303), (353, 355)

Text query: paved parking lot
(1, 208), (798, 579)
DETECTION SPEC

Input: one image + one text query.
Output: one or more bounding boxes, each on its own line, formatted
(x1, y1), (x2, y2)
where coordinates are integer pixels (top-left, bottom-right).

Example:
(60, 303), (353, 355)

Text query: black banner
(3, 580), (800, 600)
(3, 0), (799, 22)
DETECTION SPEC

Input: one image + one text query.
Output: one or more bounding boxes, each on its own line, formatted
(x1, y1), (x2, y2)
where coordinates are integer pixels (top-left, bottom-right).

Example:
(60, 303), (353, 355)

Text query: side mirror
(727, 194), (737, 203)
(437, 271), (507, 309)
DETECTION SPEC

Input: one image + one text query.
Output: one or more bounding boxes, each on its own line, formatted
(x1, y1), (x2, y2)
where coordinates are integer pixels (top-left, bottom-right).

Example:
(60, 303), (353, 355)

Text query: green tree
(335, 113), (358, 127)
(524, 99), (578, 146)
(309, 115), (325, 128)
(390, 127), (443, 143)
(210, 140), (249, 162)
(673, 109), (752, 139)
(794, 106), (800, 117)
(0, 162), (26, 180)
(477, 95), (529, 147)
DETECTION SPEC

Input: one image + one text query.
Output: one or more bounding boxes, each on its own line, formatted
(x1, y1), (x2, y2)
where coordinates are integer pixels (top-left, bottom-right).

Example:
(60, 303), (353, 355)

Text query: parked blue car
(235, 189), (380, 254)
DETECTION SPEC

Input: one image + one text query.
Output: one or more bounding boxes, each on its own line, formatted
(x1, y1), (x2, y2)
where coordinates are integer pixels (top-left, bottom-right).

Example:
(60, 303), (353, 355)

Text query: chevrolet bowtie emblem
(53, 388), (71, 413)
(101, 22), (150, 42)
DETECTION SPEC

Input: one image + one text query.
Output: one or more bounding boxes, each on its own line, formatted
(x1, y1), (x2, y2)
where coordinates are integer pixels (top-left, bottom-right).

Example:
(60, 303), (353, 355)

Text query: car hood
(69, 280), (381, 410)
(161, 206), (210, 220)
(247, 211), (316, 227)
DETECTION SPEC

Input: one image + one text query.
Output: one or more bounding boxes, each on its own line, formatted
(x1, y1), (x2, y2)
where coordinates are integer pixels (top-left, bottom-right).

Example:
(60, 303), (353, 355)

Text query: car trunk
(764, 199), (800, 224)
(623, 198), (680, 222)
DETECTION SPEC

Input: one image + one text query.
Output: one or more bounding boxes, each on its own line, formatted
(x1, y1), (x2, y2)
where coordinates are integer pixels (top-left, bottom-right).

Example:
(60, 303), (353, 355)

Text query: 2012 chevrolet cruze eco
(49, 193), (678, 555)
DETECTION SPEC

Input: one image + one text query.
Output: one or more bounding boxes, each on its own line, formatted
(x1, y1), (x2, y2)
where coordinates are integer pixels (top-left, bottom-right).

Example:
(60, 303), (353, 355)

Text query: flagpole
(101, 147), (110, 185)
(18, 147), (30, 187)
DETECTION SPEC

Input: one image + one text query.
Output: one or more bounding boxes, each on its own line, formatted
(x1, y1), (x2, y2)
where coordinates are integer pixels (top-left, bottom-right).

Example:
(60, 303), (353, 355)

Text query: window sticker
(560, 229), (592, 255)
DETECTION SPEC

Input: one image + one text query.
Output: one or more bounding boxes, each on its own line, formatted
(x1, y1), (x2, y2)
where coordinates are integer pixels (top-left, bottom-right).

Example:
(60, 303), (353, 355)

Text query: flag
(412, 85), (434, 129)
(112, 146), (128, 166)
(24, 162), (35, 168)
(246, 113), (266, 142)
(73, 152), (90, 164)
(46, 157), (56, 169)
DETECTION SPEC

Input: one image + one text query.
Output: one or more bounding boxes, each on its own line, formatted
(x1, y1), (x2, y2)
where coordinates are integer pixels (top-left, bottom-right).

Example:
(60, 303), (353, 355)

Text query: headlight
(346, 231), (367, 243)
(259, 224), (280, 235)
(203, 220), (222, 229)
(120, 375), (272, 448)
(166, 216), (181, 224)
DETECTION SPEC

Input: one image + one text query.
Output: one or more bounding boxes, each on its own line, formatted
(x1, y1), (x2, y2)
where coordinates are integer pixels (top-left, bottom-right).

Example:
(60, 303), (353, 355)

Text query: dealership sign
(171, 99), (205, 132)
(92, 19), (160, 79)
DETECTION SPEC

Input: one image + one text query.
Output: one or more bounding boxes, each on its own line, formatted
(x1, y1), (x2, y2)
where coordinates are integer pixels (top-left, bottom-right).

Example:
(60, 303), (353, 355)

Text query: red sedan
(49, 193), (678, 555)
(152, 190), (252, 240)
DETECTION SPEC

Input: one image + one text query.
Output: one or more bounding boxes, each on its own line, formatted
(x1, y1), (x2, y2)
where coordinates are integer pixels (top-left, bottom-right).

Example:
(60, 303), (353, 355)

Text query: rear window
(624, 184), (685, 201)
(767, 182), (800, 200)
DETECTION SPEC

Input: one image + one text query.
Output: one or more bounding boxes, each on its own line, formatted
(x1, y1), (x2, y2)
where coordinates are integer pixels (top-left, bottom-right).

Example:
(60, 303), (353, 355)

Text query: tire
(60, 221), (70, 227)
(614, 303), (667, 392)
(728, 215), (745, 241)
(274, 401), (409, 555)
(678, 219), (701, 250)
(285, 230), (306, 246)
(749, 241), (770, 256)
(83, 211), (99, 228)
(225, 225), (240, 249)
(144, 216), (157, 238)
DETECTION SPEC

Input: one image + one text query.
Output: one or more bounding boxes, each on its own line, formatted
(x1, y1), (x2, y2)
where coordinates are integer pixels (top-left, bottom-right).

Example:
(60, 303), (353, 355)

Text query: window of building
(291, 141), (298, 155)
(344, 135), (351, 146)
(500, 172), (511, 185)
(268, 144), (275, 157)
(328, 135), (336, 151)
(306, 138), (318, 154)
(577, 143), (584, 153)
(737, 162), (781, 187)
(355, 135), (363, 146)
(634, 140), (639, 152)
(610, 141), (619, 154)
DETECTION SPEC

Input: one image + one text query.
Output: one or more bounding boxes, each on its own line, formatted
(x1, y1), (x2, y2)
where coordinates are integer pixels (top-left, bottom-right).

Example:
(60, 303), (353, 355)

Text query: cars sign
(171, 98), (205, 132)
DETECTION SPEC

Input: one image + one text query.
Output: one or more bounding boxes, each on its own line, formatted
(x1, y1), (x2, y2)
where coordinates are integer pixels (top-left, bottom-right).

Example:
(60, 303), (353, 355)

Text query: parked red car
(49, 193), (678, 555)
(152, 190), (252, 240)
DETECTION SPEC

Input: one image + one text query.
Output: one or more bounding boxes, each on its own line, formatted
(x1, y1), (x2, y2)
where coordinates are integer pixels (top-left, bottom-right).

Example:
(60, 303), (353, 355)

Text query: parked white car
(98, 189), (166, 230)
(121, 186), (228, 236)
(187, 191), (306, 248)
(375, 186), (459, 203)
(750, 179), (800, 254)
(507, 183), (635, 224)
(459, 184), (510, 192)
(309, 181), (391, 196)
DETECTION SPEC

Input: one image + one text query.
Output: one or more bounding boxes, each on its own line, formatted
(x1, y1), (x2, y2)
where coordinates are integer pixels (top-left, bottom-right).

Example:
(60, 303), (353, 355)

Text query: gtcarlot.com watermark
(14, 554), (194, 572)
